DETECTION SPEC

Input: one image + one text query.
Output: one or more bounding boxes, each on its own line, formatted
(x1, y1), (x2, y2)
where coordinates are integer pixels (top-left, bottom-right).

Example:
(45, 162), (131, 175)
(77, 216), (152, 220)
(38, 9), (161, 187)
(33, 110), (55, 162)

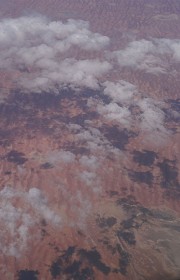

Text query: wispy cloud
(0, 186), (61, 257)
(44, 150), (75, 165)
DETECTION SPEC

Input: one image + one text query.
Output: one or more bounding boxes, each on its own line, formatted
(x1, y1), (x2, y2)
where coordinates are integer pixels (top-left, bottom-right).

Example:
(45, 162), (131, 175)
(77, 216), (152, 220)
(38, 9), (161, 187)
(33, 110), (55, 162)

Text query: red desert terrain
(0, 1), (180, 279)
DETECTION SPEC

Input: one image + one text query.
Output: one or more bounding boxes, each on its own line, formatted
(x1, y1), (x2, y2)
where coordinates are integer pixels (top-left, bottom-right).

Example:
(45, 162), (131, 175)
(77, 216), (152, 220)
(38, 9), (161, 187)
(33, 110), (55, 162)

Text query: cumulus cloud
(138, 98), (170, 141)
(97, 80), (138, 125)
(20, 58), (111, 92)
(79, 155), (100, 170)
(97, 102), (131, 126)
(86, 80), (170, 142)
(0, 15), (111, 91)
(0, 14), (173, 146)
(75, 126), (112, 152)
(78, 155), (102, 192)
(157, 38), (180, 61)
(0, 198), (32, 257)
(113, 38), (180, 73)
(0, 186), (61, 257)
(80, 171), (97, 186)
(102, 80), (138, 103)
(114, 40), (154, 67)
(27, 187), (61, 224)
(0, 16), (109, 54)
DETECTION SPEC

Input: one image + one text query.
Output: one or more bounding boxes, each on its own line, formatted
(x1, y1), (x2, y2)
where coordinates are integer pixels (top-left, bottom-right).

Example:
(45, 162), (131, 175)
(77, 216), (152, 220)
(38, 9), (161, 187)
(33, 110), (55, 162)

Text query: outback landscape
(0, 1), (180, 279)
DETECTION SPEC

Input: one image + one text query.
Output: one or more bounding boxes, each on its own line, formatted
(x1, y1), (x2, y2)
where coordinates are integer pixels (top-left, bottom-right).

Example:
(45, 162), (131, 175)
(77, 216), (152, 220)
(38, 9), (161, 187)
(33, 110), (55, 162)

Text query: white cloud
(80, 171), (97, 186)
(0, 200), (32, 257)
(113, 38), (180, 73)
(155, 38), (180, 61)
(87, 79), (170, 143)
(76, 127), (110, 152)
(79, 155), (100, 170)
(44, 150), (75, 165)
(70, 190), (93, 228)
(28, 188), (61, 225)
(0, 186), (61, 257)
(97, 102), (131, 126)
(0, 16), (109, 52)
(138, 98), (170, 142)
(78, 155), (102, 192)
(102, 80), (138, 103)
(20, 58), (111, 92)
(0, 15), (111, 92)
(113, 39), (162, 72)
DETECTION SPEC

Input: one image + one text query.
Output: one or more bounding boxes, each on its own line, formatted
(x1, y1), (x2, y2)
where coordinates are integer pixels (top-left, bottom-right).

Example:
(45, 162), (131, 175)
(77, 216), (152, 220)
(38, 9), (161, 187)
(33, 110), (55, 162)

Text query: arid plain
(0, 1), (180, 279)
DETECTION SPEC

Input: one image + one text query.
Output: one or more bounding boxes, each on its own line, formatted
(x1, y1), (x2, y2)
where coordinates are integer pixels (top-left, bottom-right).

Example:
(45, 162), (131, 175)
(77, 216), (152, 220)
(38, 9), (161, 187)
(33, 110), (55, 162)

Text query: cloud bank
(0, 15), (111, 91)
(1, 14), (179, 93)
